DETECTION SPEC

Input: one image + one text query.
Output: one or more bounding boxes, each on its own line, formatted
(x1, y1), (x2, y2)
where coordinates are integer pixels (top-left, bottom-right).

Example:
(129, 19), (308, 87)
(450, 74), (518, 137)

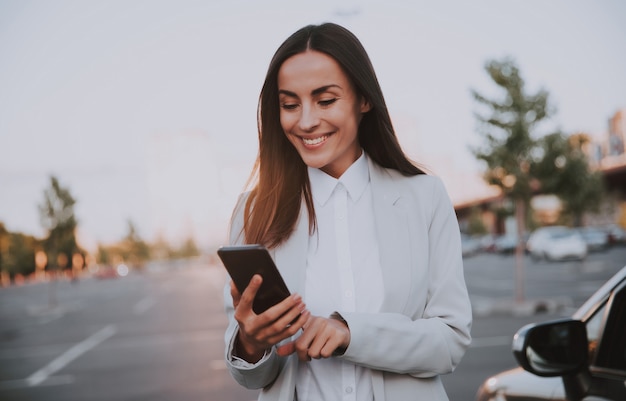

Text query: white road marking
(133, 296), (156, 315)
(25, 324), (117, 387)
(0, 329), (224, 360)
(0, 375), (75, 389)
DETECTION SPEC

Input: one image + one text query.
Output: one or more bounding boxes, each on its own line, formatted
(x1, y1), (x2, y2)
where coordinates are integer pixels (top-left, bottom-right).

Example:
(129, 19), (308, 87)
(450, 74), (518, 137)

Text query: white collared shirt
(296, 152), (383, 401)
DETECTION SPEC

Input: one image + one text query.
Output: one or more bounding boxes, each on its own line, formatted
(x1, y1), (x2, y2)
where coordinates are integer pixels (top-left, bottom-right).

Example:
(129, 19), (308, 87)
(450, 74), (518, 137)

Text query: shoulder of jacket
(381, 167), (442, 190)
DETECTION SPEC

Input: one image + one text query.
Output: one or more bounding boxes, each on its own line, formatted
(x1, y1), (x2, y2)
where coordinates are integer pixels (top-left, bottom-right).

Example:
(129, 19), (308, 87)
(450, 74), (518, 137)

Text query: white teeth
(302, 135), (328, 145)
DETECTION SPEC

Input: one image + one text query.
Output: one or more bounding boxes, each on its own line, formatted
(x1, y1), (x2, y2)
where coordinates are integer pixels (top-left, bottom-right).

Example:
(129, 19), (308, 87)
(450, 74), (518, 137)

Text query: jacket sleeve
(222, 193), (284, 389)
(337, 177), (472, 376)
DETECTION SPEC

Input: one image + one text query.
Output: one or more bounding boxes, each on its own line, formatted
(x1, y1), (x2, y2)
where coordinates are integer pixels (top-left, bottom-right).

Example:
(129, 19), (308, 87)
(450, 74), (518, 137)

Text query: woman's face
(277, 50), (370, 178)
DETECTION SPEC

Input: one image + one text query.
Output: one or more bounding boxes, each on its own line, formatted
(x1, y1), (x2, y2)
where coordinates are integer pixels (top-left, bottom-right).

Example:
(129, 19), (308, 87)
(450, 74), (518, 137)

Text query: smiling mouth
(301, 135), (329, 146)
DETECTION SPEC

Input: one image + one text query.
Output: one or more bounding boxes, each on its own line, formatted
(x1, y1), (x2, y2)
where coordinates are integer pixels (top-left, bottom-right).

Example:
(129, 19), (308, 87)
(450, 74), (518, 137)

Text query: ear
(360, 97), (372, 114)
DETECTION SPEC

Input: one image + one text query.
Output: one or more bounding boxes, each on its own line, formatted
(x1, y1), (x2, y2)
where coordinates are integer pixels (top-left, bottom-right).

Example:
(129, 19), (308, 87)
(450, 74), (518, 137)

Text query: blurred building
(607, 109), (625, 157)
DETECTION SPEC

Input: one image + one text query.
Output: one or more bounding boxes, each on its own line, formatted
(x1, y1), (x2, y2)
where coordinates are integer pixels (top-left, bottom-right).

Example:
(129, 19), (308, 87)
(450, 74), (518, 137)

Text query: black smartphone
(217, 244), (291, 315)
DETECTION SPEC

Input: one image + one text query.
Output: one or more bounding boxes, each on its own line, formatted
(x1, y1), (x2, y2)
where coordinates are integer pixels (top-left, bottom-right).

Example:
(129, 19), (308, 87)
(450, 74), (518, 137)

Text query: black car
(476, 265), (626, 400)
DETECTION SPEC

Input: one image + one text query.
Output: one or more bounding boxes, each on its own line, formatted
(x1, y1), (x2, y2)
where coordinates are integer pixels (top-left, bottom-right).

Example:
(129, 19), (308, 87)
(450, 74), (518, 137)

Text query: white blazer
(223, 158), (472, 401)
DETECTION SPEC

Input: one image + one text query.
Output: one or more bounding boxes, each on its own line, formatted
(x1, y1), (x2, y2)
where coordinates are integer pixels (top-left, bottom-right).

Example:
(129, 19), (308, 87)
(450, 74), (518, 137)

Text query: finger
(306, 321), (331, 359)
(265, 309), (310, 346)
(295, 317), (347, 360)
(233, 275), (263, 336)
(239, 274), (263, 311)
(269, 313), (314, 362)
(236, 291), (308, 352)
(260, 293), (304, 327)
(319, 337), (340, 358)
(294, 316), (319, 361)
(280, 299), (307, 328)
(320, 319), (350, 358)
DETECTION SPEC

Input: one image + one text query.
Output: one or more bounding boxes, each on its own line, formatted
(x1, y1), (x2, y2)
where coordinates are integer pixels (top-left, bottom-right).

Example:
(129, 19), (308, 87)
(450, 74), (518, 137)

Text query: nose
(298, 104), (320, 132)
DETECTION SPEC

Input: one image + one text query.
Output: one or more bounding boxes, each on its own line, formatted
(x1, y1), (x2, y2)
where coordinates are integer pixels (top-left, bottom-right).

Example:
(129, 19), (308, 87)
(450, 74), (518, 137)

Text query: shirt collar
(308, 151), (370, 206)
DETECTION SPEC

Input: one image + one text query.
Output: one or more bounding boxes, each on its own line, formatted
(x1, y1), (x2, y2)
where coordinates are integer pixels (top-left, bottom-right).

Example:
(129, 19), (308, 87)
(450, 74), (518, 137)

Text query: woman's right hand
(231, 274), (309, 363)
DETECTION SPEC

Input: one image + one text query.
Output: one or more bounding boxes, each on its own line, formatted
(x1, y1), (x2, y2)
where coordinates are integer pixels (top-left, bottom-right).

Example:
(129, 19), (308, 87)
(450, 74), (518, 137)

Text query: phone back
(217, 245), (291, 314)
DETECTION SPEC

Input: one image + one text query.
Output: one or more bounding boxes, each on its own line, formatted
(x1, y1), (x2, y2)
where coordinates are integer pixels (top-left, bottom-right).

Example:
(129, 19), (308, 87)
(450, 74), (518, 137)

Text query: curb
(472, 296), (574, 317)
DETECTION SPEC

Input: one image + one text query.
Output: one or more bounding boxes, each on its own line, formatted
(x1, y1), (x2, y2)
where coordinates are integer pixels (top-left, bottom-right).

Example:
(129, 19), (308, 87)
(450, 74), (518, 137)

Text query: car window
(548, 229), (573, 239)
(594, 281), (626, 372)
(552, 231), (568, 238)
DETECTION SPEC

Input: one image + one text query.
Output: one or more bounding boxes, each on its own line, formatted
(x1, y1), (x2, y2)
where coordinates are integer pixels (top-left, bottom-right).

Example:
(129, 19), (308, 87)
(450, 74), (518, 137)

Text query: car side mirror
(512, 319), (588, 377)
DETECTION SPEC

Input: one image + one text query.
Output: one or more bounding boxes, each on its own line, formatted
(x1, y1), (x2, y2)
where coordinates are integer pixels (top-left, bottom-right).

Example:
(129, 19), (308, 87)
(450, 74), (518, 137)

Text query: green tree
(97, 244), (111, 265)
(38, 176), (80, 271)
(122, 220), (150, 267)
(177, 236), (200, 259)
(532, 132), (605, 226)
(6, 233), (39, 279)
(0, 223), (7, 275)
(0, 223), (44, 284)
(471, 57), (552, 302)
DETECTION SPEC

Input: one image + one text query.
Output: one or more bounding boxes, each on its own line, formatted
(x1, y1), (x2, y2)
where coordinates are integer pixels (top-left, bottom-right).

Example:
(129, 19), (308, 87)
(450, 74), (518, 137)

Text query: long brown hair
(244, 23), (425, 248)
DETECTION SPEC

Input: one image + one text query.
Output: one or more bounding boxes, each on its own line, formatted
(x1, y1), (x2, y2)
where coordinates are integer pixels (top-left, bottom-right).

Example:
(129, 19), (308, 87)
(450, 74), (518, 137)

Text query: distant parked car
(603, 224), (626, 245)
(493, 234), (518, 254)
(94, 265), (118, 279)
(577, 226), (609, 251)
(461, 234), (481, 257)
(526, 226), (587, 261)
(478, 234), (498, 253)
(476, 265), (626, 401)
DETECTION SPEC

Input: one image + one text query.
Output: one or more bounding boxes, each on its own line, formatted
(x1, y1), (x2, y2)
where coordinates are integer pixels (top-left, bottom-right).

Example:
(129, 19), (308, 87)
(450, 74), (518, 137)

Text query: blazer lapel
(368, 159), (412, 313)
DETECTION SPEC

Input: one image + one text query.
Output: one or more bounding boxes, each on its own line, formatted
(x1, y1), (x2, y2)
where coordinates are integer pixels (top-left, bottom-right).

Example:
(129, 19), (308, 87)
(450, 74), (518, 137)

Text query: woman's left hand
(276, 315), (350, 361)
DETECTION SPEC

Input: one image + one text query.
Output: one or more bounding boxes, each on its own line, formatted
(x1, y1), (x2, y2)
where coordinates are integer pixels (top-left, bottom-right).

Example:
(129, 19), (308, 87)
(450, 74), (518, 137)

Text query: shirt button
(345, 291), (353, 298)
(345, 386), (353, 394)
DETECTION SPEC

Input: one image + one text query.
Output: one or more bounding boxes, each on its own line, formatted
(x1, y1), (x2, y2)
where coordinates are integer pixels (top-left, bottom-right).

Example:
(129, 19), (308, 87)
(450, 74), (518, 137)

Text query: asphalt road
(1, 246), (625, 401)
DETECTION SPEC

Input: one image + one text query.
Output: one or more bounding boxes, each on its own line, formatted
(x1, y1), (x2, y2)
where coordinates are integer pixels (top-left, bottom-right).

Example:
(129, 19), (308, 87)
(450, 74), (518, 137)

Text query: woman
(223, 22), (472, 401)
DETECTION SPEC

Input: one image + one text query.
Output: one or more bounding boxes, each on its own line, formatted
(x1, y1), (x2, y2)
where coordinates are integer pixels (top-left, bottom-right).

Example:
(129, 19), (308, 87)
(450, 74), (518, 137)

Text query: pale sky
(1, 0), (625, 251)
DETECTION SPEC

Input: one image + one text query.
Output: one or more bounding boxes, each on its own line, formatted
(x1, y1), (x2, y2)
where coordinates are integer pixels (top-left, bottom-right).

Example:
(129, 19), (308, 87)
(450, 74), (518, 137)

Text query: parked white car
(526, 226), (587, 261)
(493, 234), (518, 254)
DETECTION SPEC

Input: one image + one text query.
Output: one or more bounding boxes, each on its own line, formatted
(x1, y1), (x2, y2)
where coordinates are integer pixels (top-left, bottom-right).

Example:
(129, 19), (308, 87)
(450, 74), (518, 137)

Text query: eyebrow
(278, 84), (342, 98)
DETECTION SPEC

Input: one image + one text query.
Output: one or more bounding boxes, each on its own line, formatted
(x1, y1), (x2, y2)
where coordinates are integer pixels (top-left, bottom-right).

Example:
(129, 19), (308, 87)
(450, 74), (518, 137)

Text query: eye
(280, 102), (299, 111)
(319, 98), (337, 107)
